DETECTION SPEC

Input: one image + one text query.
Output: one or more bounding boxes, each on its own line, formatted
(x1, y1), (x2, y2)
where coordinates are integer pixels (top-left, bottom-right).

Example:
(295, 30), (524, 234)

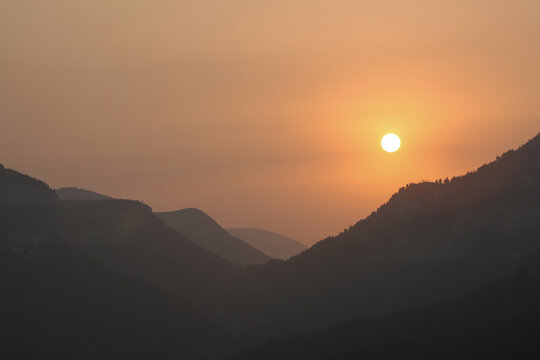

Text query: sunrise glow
(381, 133), (401, 153)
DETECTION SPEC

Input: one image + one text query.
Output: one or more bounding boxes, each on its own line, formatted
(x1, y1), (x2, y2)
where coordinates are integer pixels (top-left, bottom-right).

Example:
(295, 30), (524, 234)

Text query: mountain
(56, 200), (240, 305)
(227, 228), (306, 260)
(156, 208), (272, 266)
(1, 163), (57, 254)
(233, 253), (540, 360)
(1, 165), (240, 358)
(55, 187), (275, 265)
(220, 133), (540, 341)
(0, 163), (56, 206)
(1, 240), (236, 360)
(3, 133), (540, 357)
(56, 186), (113, 200)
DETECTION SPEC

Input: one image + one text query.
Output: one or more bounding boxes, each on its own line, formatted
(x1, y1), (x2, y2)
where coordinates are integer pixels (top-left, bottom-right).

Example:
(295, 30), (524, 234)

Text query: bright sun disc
(381, 133), (401, 153)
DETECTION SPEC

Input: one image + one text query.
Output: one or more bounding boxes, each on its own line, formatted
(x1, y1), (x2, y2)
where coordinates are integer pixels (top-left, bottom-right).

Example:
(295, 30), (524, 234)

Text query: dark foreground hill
(157, 208), (272, 266)
(56, 187), (113, 200)
(222, 133), (540, 341)
(0, 165), (239, 359)
(233, 253), (540, 360)
(0, 242), (236, 360)
(227, 228), (306, 260)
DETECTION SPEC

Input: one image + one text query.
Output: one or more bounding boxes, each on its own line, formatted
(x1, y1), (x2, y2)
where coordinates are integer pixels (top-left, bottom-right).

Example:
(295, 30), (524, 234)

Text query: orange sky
(1, 0), (539, 245)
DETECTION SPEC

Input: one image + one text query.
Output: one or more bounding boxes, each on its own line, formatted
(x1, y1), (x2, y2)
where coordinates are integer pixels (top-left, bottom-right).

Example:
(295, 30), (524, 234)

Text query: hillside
(1, 163), (57, 255)
(1, 167), (240, 358)
(56, 187), (113, 200)
(0, 241), (236, 359)
(222, 133), (540, 341)
(56, 201), (237, 303)
(0, 163), (56, 206)
(157, 208), (272, 266)
(227, 228), (306, 260)
(233, 253), (540, 359)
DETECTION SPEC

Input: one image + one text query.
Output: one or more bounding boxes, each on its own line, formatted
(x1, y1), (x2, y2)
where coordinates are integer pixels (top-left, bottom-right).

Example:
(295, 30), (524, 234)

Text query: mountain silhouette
(1, 165), (238, 359)
(2, 133), (539, 357)
(233, 252), (540, 359)
(55, 187), (271, 266)
(227, 227), (306, 260)
(56, 187), (113, 200)
(56, 201), (237, 304)
(0, 163), (56, 206)
(1, 163), (57, 255)
(157, 208), (272, 266)
(220, 133), (540, 341)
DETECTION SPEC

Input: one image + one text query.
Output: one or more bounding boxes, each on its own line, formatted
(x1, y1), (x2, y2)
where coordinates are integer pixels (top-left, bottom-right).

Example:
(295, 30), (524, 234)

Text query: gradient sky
(1, 0), (539, 245)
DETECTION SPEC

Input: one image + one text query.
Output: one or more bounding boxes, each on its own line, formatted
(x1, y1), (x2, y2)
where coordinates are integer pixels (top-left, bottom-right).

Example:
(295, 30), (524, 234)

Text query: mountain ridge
(56, 187), (113, 200)
(1, 167), (239, 358)
(52, 187), (273, 266)
(221, 132), (540, 341)
(157, 208), (272, 266)
(227, 227), (307, 260)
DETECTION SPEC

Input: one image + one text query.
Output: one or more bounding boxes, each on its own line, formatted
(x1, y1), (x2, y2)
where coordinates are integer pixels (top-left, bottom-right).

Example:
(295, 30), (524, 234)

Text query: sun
(381, 133), (401, 153)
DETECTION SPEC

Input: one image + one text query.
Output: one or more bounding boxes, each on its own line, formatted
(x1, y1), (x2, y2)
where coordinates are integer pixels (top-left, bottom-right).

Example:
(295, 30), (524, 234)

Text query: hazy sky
(1, 0), (539, 244)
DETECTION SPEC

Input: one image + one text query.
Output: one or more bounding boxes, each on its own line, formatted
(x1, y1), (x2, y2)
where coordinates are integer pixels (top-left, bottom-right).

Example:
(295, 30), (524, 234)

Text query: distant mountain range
(156, 209), (272, 266)
(227, 228), (306, 260)
(55, 187), (273, 266)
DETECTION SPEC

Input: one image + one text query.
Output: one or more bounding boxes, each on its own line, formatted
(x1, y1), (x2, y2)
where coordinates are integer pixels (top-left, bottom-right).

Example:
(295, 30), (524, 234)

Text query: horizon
(3, 132), (538, 246)
(2, 1), (539, 245)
